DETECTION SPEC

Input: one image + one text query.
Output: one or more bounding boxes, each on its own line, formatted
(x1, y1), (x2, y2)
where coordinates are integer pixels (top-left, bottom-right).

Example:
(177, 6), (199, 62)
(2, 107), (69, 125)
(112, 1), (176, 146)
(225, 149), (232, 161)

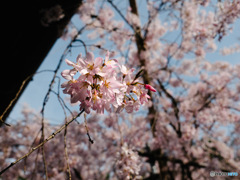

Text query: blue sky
(7, 1), (240, 125)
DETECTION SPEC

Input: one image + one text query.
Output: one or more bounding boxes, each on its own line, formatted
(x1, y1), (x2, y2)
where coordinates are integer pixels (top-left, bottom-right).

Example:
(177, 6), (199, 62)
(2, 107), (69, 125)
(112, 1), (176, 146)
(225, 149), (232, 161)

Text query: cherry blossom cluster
(61, 51), (156, 114)
(115, 143), (142, 179)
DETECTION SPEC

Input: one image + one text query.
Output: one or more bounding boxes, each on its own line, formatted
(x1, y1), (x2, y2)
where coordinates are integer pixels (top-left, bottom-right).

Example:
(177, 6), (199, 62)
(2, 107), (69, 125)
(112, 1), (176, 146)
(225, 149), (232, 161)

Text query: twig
(0, 110), (84, 176)
(41, 140), (48, 179)
(0, 70), (55, 127)
(0, 75), (31, 126)
(116, 116), (123, 146)
(107, 0), (134, 30)
(50, 90), (75, 120)
(64, 125), (71, 180)
(74, 39), (87, 55)
(39, 36), (72, 180)
(53, 80), (72, 180)
(157, 79), (182, 138)
(84, 113), (94, 144)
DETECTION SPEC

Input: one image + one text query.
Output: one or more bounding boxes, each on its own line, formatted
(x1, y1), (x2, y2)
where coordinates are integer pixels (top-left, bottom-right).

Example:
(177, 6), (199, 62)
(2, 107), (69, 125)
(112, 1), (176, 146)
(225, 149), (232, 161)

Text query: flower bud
(144, 84), (156, 92)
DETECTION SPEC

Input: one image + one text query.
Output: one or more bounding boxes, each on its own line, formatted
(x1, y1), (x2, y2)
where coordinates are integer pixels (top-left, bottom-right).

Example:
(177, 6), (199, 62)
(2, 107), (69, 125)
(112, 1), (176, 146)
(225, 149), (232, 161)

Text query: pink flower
(80, 98), (92, 114)
(124, 100), (141, 113)
(116, 143), (142, 179)
(120, 65), (135, 76)
(140, 92), (150, 104)
(79, 52), (104, 75)
(61, 51), (154, 114)
(61, 69), (77, 80)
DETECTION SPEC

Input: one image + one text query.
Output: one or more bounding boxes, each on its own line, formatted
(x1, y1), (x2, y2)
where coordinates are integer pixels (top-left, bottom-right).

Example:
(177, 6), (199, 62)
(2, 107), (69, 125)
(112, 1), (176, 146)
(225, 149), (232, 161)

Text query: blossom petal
(105, 51), (110, 62)
(65, 59), (74, 66)
(80, 69), (88, 75)
(77, 54), (86, 67)
(95, 57), (103, 67)
(61, 70), (72, 80)
(86, 52), (94, 63)
(61, 81), (69, 88)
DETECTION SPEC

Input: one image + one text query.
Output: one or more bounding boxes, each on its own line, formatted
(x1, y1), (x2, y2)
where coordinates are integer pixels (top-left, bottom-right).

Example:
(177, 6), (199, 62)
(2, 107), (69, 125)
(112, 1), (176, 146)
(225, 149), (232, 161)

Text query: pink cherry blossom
(61, 51), (156, 114)
(115, 143), (142, 179)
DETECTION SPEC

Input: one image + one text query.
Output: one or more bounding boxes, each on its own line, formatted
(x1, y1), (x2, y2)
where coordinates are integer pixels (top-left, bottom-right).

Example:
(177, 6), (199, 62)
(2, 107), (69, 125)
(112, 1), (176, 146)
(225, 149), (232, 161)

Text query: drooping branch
(0, 76), (31, 127)
(0, 110), (84, 175)
(0, 70), (56, 127)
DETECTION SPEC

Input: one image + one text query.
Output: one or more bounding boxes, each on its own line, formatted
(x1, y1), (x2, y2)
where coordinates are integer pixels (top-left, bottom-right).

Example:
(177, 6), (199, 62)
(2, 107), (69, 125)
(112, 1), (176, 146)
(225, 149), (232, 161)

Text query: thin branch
(0, 75), (31, 126)
(0, 110), (84, 175)
(41, 140), (48, 179)
(25, 128), (42, 179)
(38, 32), (75, 180)
(84, 113), (94, 144)
(116, 115), (123, 146)
(53, 80), (72, 180)
(74, 39), (87, 55)
(0, 70), (56, 127)
(107, 0), (134, 31)
(64, 126), (71, 180)
(50, 90), (74, 120)
(143, 2), (164, 39)
(157, 79), (182, 138)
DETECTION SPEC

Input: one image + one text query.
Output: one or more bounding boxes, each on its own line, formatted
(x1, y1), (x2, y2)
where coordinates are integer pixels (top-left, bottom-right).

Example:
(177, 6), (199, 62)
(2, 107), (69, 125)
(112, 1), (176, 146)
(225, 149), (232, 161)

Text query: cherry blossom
(61, 51), (156, 114)
(115, 143), (142, 179)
